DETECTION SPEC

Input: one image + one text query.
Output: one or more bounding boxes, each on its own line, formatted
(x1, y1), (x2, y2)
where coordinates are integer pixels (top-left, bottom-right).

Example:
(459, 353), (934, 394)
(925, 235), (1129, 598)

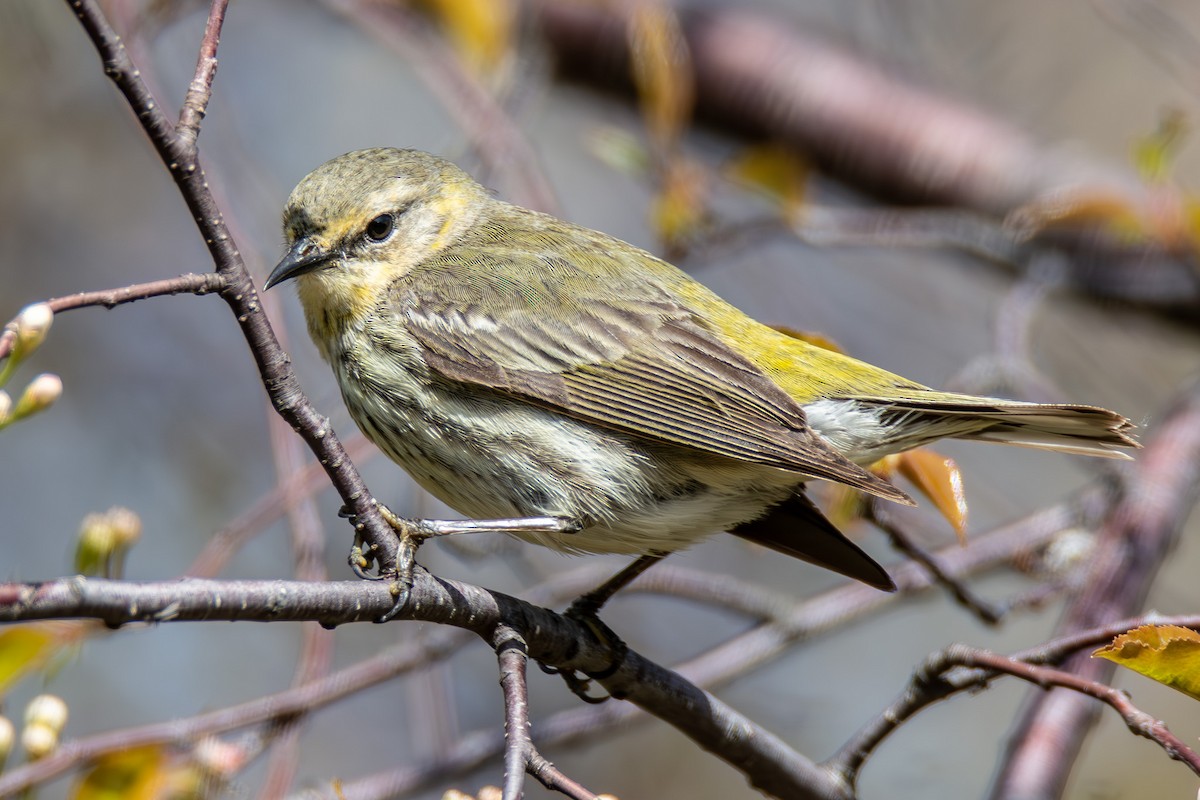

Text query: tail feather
(855, 396), (1138, 459)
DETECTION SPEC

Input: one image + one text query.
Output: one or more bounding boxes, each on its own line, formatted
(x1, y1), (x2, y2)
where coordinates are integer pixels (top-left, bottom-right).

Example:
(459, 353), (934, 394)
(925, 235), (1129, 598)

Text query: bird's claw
(542, 601), (629, 703)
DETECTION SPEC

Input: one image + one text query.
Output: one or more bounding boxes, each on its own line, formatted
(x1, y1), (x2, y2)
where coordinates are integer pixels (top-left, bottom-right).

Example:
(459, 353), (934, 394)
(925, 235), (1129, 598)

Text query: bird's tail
(853, 396), (1139, 459)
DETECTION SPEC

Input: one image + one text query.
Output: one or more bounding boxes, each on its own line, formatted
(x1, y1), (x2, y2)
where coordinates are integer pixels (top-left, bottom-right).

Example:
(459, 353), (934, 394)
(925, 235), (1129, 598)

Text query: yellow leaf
(725, 145), (810, 219)
(72, 746), (168, 800)
(824, 483), (867, 530)
(421, 0), (514, 75)
(0, 622), (88, 696)
(628, 4), (693, 147)
(0, 626), (56, 695)
(651, 158), (708, 249)
(1093, 625), (1200, 701)
(1132, 109), (1187, 184)
(896, 449), (968, 542)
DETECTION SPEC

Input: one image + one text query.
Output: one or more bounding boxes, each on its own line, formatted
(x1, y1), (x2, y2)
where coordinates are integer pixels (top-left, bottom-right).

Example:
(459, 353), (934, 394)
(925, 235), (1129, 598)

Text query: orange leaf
(896, 449), (968, 542)
(1093, 625), (1200, 701)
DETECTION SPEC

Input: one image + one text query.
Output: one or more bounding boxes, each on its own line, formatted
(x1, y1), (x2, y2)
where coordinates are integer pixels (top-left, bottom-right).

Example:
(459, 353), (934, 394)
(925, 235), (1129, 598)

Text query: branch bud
(76, 507), (142, 577)
(11, 373), (62, 421)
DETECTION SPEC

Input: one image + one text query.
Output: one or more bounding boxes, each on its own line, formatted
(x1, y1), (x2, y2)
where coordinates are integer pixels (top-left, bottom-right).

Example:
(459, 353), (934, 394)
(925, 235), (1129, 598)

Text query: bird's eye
(365, 213), (395, 242)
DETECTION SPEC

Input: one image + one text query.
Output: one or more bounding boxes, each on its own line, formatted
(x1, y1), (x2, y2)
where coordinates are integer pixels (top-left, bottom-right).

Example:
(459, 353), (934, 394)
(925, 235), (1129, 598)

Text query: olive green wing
(381, 244), (909, 505)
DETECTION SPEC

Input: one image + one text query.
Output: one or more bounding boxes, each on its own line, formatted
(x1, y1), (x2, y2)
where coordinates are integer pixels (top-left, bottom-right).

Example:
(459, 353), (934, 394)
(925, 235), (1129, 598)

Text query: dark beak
(264, 238), (331, 290)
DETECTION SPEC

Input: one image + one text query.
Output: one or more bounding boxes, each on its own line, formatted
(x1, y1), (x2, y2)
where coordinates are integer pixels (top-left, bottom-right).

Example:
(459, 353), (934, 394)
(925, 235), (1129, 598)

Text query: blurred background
(1, 1), (1199, 798)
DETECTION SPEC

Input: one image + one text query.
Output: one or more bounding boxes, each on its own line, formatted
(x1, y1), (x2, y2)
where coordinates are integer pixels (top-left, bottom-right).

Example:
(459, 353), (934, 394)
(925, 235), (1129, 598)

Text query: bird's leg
(339, 502), (583, 619)
(408, 515), (583, 538)
(568, 553), (666, 619)
(544, 553), (667, 703)
(339, 502), (581, 540)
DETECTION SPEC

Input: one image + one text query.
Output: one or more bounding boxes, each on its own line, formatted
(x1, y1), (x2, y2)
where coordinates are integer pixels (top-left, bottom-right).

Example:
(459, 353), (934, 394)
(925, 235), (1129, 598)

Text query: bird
(265, 147), (1137, 594)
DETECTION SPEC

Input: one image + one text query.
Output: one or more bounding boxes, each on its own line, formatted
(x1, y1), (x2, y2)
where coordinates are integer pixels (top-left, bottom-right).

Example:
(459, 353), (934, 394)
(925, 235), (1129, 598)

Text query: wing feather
(389, 237), (910, 504)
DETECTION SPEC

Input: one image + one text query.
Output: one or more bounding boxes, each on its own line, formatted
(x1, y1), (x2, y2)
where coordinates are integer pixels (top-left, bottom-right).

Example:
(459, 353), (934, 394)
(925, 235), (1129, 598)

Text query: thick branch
(0, 573), (841, 799)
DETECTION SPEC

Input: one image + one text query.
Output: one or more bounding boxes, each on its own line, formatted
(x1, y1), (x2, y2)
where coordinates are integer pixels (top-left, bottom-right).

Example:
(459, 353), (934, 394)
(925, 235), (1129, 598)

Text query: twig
(496, 625), (531, 800)
(0, 571), (844, 799)
(494, 625), (598, 800)
(0, 485), (1107, 800)
(869, 503), (1006, 625)
(829, 639), (1200, 790)
(0, 273), (226, 360)
(966, 649), (1200, 775)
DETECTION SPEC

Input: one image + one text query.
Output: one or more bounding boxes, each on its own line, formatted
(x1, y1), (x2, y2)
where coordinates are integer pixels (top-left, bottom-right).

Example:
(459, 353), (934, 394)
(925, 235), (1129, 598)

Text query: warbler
(265, 147), (1136, 591)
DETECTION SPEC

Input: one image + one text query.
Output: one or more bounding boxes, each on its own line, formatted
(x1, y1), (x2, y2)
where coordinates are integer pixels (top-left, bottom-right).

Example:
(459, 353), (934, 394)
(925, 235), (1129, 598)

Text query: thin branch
(493, 625), (597, 800)
(65, 0), (400, 572)
(0, 272), (226, 360)
(869, 503), (1005, 625)
(0, 570), (848, 799)
(175, 0), (226, 145)
(0, 484), (1102, 800)
(829, 638), (1200, 790)
(965, 649), (1200, 775)
(496, 625), (531, 800)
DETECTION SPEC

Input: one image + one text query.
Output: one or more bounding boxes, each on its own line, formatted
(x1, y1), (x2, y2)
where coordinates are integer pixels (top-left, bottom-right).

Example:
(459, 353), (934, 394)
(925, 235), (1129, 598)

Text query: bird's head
(266, 147), (490, 342)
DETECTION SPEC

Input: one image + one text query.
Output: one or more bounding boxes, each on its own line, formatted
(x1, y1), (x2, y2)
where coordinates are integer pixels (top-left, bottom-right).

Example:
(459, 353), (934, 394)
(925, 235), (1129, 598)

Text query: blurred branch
(326, 0), (559, 214)
(531, 1), (1200, 312)
(988, 377), (1200, 798)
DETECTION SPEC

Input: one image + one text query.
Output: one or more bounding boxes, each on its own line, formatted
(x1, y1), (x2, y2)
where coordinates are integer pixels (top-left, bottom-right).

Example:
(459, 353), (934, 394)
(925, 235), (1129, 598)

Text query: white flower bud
(0, 714), (13, 763)
(12, 373), (62, 420)
(14, 303), (53, 355)
(20, 723), (58, 759)
(24, 694), (68, 733)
